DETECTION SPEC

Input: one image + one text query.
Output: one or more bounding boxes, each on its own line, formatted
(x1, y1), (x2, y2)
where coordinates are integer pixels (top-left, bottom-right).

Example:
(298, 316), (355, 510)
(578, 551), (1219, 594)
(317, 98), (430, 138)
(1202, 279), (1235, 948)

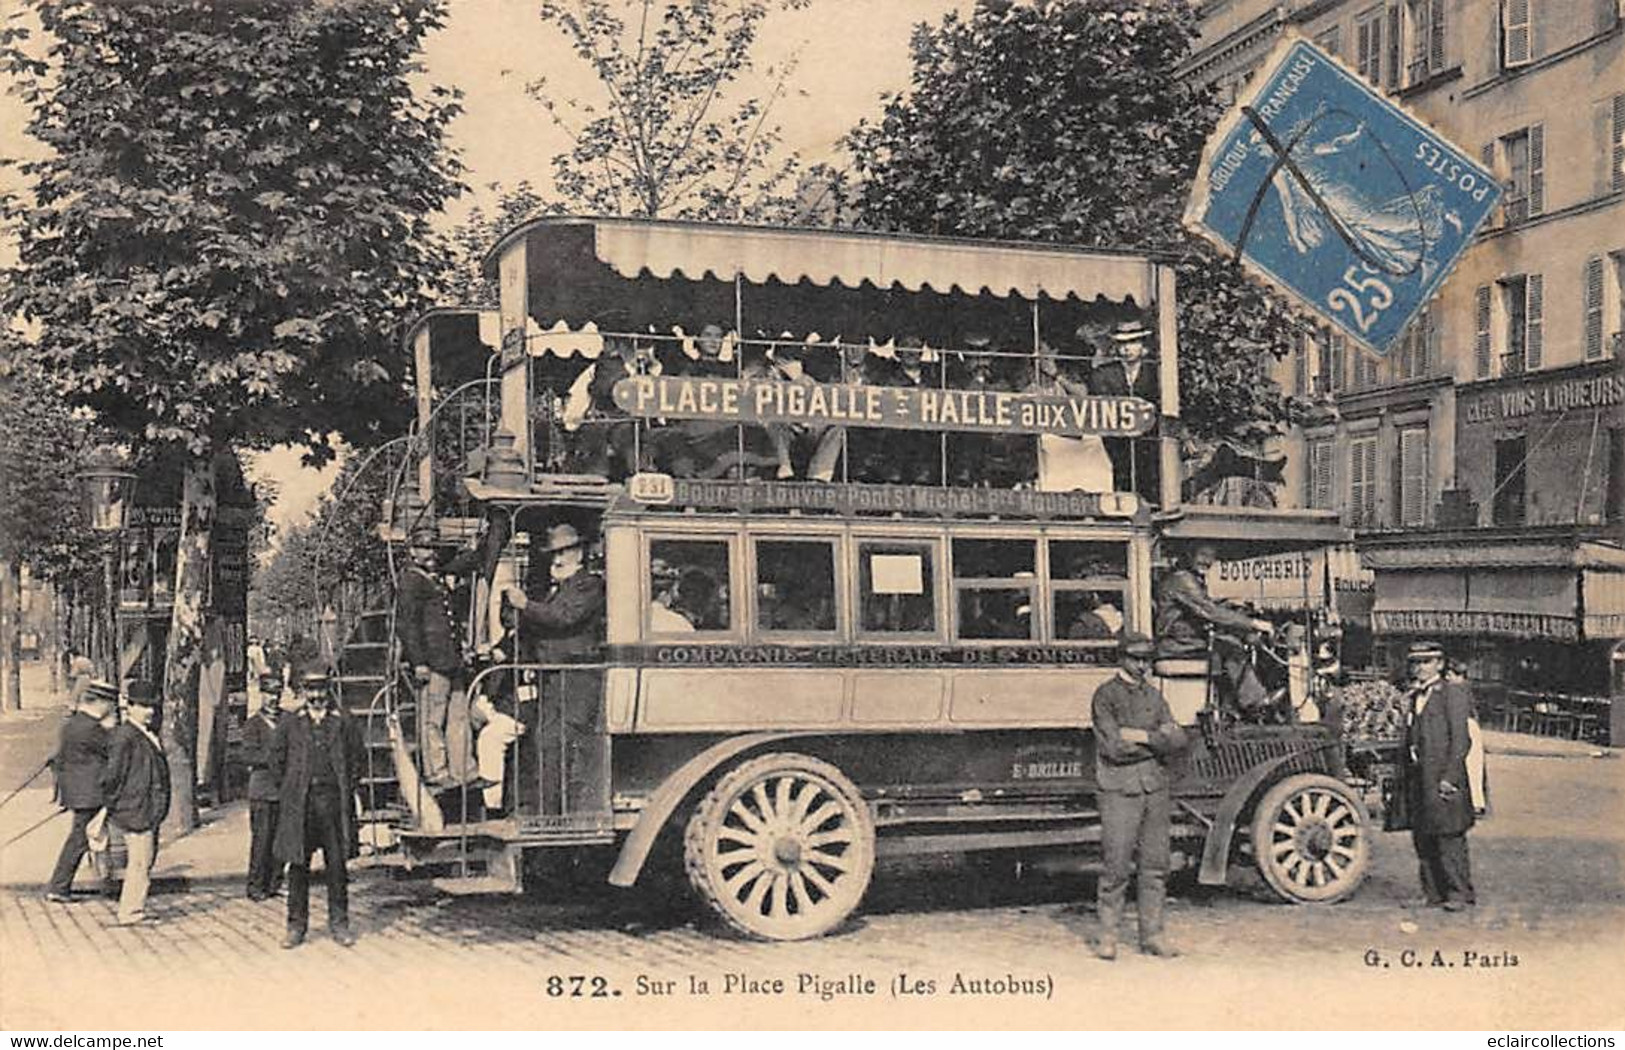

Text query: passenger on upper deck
(1090, 320), (1161, 504)
(1030, 340), (1111, 495)
(764, 340), (843, 482)
(860, 335), (939, 486)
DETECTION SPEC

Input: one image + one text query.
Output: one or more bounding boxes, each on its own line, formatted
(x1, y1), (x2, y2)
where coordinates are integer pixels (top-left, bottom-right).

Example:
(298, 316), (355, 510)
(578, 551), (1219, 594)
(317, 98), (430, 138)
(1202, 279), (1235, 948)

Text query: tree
(445, 181), (551, 307)
(1, 0), (465, 832)
(844, 0), (1305, 443)
(530, 0), (810, 221)
(0, 360), (94, 711)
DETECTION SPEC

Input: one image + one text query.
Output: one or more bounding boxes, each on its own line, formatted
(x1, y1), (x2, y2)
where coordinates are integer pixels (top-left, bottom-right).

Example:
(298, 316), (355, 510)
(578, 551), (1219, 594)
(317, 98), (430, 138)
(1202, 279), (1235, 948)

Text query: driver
(1155, 544), (1274, 711)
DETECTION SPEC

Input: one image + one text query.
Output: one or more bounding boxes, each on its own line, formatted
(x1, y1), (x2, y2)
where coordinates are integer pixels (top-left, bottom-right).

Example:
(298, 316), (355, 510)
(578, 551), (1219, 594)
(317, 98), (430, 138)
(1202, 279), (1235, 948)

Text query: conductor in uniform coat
(1400, 641), (1477, 910)
(1089, 632), (1187, 959)
(241, 674), (285, 900)
(271, 674), (363, 948)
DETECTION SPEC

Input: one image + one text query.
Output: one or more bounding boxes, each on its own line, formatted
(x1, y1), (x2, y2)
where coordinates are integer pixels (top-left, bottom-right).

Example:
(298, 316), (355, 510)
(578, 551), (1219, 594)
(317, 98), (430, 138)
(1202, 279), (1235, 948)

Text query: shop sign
(1462, 370), (1625, 425)
(628, 476), (1140, 520)
(1207, 547), (1373, 610)
(1185, 37), (1498, 356)
(612, 375), (1157, 437)
(1373, 609), (1578, 641)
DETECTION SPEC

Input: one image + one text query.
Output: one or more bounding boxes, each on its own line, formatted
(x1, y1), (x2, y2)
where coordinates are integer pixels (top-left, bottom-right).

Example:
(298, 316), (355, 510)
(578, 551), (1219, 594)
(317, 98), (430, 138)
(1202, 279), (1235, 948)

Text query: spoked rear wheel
(1251, 773), (1371, 903)
(684, 752), (875, 940)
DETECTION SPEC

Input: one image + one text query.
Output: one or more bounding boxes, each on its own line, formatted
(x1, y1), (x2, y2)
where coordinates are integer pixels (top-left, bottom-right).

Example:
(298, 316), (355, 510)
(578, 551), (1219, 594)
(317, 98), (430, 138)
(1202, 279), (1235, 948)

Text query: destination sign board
(1185, 36), (1500, 356)
(611, 375), (1157, 437)
(624, 475), (1142, 520)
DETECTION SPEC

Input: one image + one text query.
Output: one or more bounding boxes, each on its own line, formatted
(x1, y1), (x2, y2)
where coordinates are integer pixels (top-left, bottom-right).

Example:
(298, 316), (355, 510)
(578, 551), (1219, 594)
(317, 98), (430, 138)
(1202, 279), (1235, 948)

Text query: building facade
(1184, 0), (1625, 696)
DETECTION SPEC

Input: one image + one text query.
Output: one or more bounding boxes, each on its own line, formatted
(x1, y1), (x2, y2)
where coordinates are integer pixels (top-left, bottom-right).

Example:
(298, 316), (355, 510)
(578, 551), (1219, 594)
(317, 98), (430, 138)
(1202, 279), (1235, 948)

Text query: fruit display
(1331, 676), (1406, 741)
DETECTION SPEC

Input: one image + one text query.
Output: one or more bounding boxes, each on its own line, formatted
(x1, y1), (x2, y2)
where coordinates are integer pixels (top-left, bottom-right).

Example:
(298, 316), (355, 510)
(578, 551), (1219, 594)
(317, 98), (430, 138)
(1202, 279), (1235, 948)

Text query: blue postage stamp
(1185, 36), (1501, 356)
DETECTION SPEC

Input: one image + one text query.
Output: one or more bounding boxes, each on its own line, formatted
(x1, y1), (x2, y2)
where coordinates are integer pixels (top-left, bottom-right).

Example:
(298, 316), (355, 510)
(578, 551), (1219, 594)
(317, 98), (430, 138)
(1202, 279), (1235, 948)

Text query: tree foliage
(0, 0), (467, 462)
(530, 0), (810, 221)
(444, 180), (551, 307)
(844, 0), (1304, 442)
(0, 359), (97, 581)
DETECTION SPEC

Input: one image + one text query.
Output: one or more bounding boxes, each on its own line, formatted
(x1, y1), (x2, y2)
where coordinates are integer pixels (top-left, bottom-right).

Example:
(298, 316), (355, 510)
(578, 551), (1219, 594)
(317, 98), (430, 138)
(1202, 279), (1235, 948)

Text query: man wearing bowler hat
(271, 673), (362, 948)
(1401, 641), (1477, 910)
(45, 680), (116, 903)
(102, 682), (171, 926)
(1089, 632), (1187, 959)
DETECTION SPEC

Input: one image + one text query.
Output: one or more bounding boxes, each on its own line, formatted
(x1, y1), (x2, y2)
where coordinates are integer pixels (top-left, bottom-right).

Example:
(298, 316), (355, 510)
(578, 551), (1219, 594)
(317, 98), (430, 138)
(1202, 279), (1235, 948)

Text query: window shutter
(1307, 440), (1332, 509)
(1386, 5), (1402, 88)
(1428, 0), (1447, 71)
(1475, 285), (1493, 377)
(1481, 143), (1498, 222)
(1528, 123), (1544, 216)
(1584, 257), (1605, 360)
(1424, 303), (1439, 375)
(1526, 273), (1544, 369)
(1504, 0), (1532, 67)
(1331, 332), (1346, 392)
(1357, 16), (1381, 83)
(1613, 93), (1624, 194)
(1400, 428), (1428, 527)
(1349, 436), (1377, 528)
(1294, 332), (1308, 396)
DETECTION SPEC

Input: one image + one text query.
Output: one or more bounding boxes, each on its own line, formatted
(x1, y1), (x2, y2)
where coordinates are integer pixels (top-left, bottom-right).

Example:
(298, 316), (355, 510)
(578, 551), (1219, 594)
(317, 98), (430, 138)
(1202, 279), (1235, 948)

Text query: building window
(1396, 305), (1435, 380)
(1397, 426), (1429, 528)
(1493, 436), (1528, 526)
(1608, 428), (1623, 524)
(1348, 434), (1378, 528)
(1307, 438), (1334, 510)
(1312, 326), (1345, 395)
(1405, 0), (1447, 85)
(1314, 25), (1342, 58)
(1355, 6), (1385, 84)
(1499, 274), (1544, 374)
(1496, 125), (1544, 223)
(1501, 0), (1537, 69)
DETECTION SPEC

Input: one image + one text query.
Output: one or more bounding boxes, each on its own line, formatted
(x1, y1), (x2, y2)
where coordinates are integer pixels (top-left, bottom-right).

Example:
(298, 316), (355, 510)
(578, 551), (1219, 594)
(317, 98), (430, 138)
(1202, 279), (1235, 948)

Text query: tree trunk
(46, 581), (62, 693)
(161, 456), (215, 837)
(0, 558), (20, 712)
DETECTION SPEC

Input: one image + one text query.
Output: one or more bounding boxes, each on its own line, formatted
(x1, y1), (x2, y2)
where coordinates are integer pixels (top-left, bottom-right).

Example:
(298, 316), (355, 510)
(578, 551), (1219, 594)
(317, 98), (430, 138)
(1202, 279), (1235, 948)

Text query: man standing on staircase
(396, 526), (473, 789)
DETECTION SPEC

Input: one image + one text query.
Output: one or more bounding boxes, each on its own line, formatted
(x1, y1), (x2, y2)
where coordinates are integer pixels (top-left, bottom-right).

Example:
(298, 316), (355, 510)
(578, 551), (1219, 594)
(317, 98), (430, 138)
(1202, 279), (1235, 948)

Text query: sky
(1, 0), (965, 541)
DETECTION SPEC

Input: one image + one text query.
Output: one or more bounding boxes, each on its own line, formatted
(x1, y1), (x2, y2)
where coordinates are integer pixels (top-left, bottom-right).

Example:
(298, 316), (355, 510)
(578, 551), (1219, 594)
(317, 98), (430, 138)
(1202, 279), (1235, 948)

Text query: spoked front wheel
(683, 752), (876, 940)
(1251, 773), (1371, 903)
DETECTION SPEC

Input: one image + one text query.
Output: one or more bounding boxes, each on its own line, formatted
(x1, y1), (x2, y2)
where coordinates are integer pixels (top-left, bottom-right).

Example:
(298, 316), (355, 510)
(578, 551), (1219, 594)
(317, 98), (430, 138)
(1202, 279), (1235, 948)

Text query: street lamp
(76, 446), (136, 681)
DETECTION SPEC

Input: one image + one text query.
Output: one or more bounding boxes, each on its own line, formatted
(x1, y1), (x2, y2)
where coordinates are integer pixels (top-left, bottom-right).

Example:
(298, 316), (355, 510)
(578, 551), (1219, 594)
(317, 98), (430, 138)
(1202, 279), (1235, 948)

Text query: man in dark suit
(1401, 641), (1477, 910)
(1088, 320), (1161, 503)
(397, 526), (471, 788)
(271, 674), (362, 949)
(46, 680), (115, 903)
(242, 674), (285, 900)
(102, 682), (171, 926)
(1089, 633), (1187, 959)
(503, 522), (607, 816)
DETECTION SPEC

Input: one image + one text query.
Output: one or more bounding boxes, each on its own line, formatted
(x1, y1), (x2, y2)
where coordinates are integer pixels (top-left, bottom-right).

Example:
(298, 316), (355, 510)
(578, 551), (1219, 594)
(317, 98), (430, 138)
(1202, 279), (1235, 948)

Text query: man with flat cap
(1400, 641), (1476, 910)
(102, 682), (171, 926)
(45, 680), (116, 903)
(242, 673), (286, 900)
(271, 673), (362, 948)
(1089, 632), (1187, 959)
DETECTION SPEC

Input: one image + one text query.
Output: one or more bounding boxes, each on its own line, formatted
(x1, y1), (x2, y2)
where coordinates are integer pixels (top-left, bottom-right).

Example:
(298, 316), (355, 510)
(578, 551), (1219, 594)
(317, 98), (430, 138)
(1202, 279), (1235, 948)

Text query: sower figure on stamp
(45, 680), (115, 903)
(1089, 632), (1187, 959)
(102, 682), (171, 927)
(271, 673), (363, 949)
(242, 673), (285, 900)
(1400, 641), (1476, 910)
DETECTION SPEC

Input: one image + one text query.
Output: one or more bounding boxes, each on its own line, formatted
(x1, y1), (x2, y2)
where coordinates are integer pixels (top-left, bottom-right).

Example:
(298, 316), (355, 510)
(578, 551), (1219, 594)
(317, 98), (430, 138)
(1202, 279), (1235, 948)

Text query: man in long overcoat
(1400, 641), (1476, 910)
(270, 674), (362, 948)
(102, 682), (171, 926)
(46, 681), (115, 902)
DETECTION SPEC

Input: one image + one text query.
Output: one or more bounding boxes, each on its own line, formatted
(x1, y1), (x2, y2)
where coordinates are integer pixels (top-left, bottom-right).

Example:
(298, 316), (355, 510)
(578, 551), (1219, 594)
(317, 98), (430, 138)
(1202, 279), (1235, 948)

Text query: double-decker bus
(369, 218), (1369, 941)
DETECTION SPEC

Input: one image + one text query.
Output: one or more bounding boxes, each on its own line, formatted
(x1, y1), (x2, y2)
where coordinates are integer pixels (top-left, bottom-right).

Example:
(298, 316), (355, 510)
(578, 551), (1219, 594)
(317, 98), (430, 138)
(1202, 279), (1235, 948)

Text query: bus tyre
(1250, 773), (1371, 904)
(683, 752), (876, 941)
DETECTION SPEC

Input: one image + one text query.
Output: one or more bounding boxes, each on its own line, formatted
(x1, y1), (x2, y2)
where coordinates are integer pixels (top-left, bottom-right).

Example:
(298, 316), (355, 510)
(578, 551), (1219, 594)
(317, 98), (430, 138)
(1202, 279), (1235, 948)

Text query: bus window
(648, 538), (732, 633)
(857, 541), (937, 636)
(755, 539), (837, 634)
(952, 539), (1037, 641)
(1049, 540), (1128, 642)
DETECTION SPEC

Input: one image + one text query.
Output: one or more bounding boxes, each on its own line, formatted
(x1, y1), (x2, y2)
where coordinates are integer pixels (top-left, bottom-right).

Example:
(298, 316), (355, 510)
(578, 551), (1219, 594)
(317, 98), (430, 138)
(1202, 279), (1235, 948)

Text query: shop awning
(1158, 506), (1351, 558)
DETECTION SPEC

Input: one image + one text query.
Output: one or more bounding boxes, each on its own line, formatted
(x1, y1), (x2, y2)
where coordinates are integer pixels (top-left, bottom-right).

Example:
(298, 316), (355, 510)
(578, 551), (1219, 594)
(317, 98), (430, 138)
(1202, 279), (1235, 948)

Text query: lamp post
(77, 446), (136, 682)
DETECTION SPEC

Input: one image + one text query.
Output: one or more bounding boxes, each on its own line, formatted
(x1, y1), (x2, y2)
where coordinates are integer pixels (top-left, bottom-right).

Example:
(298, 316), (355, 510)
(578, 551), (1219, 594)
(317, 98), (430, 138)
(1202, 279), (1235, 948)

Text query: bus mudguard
(607, 730), (823, 888)
(1196, 753), (1302, 887)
